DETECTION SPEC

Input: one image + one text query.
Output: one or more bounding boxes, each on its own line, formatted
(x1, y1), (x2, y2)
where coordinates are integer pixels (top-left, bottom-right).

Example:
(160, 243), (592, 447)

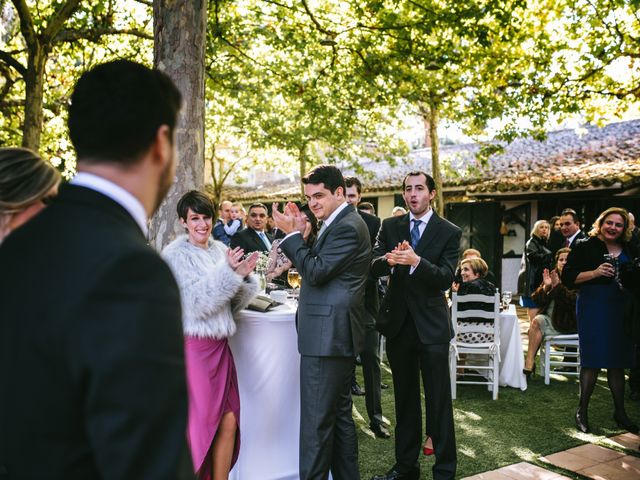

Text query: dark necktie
(565, 238), (570, 248)
(411, 219), (422, 250)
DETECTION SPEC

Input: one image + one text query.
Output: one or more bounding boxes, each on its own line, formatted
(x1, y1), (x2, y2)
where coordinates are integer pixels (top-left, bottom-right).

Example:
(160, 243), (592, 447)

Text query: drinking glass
(287, 268), (301, 297)
(501, 290), (512, 309)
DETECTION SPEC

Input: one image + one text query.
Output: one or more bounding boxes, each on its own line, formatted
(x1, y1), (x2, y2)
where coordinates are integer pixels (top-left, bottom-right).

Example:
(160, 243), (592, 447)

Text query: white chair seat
(540, 333), (580, 385)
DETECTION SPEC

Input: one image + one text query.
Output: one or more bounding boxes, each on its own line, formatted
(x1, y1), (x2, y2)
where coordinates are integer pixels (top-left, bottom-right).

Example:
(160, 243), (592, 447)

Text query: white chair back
(449, 292), (501, 400)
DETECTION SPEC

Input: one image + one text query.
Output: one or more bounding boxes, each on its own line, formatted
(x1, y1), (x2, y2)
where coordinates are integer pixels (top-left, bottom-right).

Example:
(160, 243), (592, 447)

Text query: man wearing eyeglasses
(230, 202), (273, 253)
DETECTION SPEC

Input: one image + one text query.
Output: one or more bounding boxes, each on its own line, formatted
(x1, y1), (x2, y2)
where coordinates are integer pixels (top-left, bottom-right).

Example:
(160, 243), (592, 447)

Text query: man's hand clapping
(272, 202), (306, 235)
(385, 240), (420, 268)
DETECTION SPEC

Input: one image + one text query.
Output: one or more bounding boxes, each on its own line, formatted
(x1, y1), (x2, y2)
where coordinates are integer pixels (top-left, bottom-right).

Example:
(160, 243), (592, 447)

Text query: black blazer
(0, 184), (190, 479)
(358, 210), (382, 319)
(230, 227), (273, 253)
(371, 212), (461, 344)
(562, 235), (638, 289)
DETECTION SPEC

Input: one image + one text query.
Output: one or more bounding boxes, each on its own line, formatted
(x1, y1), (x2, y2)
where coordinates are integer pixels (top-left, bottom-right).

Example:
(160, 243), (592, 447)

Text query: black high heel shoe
(614, 412), (639, 434)
(575, 408), (590, 433)
(523, 362), (536, 378)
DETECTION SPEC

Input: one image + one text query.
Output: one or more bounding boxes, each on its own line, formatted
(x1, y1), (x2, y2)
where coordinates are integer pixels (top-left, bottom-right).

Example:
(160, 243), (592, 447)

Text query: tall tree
(204, 0), (408, 200)
(1, 0), (153, 152)
(150, 0), (206, 250)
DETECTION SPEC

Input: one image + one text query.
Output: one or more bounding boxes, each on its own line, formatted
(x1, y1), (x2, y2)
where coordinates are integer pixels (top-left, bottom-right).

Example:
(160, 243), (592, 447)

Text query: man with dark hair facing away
(0, 60), (191, 479)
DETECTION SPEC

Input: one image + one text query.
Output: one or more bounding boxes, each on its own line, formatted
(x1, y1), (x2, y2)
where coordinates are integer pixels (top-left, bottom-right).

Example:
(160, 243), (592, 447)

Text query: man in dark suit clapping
(370, 171), (461, 480)
(0, 61), (190, 479)
(273, 165), (370, 480)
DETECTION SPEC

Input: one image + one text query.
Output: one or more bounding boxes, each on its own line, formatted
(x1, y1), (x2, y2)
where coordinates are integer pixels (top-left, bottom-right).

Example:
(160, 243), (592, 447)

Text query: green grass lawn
(352, 363), (640, 479)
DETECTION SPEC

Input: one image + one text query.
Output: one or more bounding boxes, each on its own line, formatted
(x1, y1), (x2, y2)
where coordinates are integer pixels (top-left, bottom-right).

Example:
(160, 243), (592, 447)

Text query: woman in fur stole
(162, 191), (259, 480)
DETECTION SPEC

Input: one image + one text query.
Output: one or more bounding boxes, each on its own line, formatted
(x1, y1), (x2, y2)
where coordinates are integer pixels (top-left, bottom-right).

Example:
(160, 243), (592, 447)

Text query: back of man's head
(68, 60), (182, 164)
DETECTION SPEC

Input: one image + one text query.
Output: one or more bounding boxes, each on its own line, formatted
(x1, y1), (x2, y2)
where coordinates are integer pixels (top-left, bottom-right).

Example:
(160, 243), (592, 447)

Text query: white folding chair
(449, 292), (501, 400)
(540, 334), (580, 385)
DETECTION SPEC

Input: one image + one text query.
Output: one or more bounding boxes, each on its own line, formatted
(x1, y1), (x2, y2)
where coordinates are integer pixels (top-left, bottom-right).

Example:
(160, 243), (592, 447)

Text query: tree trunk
(298, 144), (307, 201)
(21, 41), (46, 151)
(424, 103), (444, 216)
(150, 0), (207, 251)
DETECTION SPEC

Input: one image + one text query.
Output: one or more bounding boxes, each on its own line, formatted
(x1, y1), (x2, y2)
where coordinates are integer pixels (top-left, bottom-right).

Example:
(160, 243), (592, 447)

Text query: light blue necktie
(317, 221), (327, 237)
(410, 219), (422, 250)
(258, 231), (271, 250)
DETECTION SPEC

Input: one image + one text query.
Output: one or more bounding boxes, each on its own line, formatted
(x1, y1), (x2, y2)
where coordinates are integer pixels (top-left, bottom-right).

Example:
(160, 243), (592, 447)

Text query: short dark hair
(402, 171), (436, 191)
(344, 176), (362, 194)
(302, 164), (345, 194)
(68, 60), (182, 164)
(358, 201), (375, 214)
(560, 208), (580, 225)
(176, 190), (214, 220)
(248, 203), (268, 214)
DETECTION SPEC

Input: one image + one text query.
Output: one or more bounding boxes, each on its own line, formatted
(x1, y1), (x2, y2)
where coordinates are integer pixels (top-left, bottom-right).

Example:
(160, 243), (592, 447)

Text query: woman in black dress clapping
(562, 207), (639, 434)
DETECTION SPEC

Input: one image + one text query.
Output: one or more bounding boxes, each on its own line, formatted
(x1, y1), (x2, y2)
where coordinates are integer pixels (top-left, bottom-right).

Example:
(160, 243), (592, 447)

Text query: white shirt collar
(322, 201), (349, 228)
(71, 172), (148, 235)
(409, 208), (434, 226)
(567, 230), (581, 245)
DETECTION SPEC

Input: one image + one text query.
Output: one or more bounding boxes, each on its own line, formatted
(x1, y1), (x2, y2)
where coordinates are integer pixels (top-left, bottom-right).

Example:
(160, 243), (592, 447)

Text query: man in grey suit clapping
(273, 165), (371, 480)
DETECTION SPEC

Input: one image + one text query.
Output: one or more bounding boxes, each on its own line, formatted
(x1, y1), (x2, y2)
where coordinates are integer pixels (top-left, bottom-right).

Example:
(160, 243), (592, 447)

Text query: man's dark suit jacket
(230, 227), (273, 254)
(358, 210), (382, 320)
(0, 184), (189, 479)
(371, 212), (461, 343)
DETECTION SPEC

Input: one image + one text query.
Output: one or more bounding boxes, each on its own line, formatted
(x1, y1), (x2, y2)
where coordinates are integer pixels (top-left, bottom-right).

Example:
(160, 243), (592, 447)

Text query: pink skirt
(184, 336), (240, 480)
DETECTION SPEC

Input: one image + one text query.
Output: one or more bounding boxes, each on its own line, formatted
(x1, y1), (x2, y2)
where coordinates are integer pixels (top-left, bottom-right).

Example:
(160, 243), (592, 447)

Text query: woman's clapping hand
(227, 247), (259, 277)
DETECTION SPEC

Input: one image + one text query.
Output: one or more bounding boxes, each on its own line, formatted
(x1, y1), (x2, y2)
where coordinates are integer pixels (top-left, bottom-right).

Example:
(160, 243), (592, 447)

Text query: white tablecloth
(498, 305), (527, 390)
(228, 304), (300, 480)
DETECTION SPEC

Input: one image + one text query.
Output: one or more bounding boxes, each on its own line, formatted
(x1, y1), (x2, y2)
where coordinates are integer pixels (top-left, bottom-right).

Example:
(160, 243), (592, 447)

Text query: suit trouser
(360, 327), (383, 426)
(300, 355), (360, 480)
(386, 314), (457, 480)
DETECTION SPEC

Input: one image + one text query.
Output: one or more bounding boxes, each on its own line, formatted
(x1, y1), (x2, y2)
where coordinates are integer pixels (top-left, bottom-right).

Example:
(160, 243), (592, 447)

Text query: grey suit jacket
(279, 204), (371, 357)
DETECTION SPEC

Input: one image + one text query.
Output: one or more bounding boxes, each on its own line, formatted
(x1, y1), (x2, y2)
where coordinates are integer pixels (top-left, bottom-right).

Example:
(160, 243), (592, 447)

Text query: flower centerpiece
(246, 251), (270, 293)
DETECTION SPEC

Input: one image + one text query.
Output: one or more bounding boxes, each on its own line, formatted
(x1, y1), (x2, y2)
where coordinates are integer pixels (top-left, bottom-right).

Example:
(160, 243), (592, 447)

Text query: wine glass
(287, 268), (301, 297)
(501, 290), (512, 310)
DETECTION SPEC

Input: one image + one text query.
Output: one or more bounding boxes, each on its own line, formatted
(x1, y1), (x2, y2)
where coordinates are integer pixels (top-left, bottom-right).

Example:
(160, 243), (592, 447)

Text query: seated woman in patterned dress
(456, 257), (497, 344)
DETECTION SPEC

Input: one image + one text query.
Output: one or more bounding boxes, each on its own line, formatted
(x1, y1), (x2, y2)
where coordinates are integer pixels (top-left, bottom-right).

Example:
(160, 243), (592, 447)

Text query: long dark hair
(300, 203), (318, 245)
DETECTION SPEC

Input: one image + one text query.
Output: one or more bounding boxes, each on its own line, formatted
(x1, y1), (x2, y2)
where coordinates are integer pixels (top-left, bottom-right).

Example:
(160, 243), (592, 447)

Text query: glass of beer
(287, 268), (301, 297)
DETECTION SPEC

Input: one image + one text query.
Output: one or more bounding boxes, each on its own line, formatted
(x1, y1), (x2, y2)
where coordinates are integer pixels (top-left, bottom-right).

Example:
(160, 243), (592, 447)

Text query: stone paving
(463, 308), (640, 479)
(463, 433), (639, 479)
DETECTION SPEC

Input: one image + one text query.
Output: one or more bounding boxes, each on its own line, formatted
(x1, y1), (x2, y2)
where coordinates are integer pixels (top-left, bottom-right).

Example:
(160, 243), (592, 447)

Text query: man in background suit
(0, 60), (190, 479)
(273, 165), (370, 480)
(559, 208), (586, 248)
(370, 171), (461, 480)
(344, 176), (390, 439)
(230, 202), (273, 253)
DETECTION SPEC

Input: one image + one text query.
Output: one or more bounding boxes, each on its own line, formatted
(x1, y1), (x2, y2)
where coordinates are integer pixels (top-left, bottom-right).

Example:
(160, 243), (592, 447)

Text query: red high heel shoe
(422, 437), (434, 456)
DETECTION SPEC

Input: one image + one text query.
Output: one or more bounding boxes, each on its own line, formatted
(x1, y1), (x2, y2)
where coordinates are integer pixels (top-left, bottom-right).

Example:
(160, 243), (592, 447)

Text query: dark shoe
(371, 466), (419, 480)
(370, 422), (390, 439)
(523, 362), (536, 378)
(351, 382), (365, 396)
(381, 382), (390, 389)
(614, 412), (639, 433)
(575, 408), (589, 433)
